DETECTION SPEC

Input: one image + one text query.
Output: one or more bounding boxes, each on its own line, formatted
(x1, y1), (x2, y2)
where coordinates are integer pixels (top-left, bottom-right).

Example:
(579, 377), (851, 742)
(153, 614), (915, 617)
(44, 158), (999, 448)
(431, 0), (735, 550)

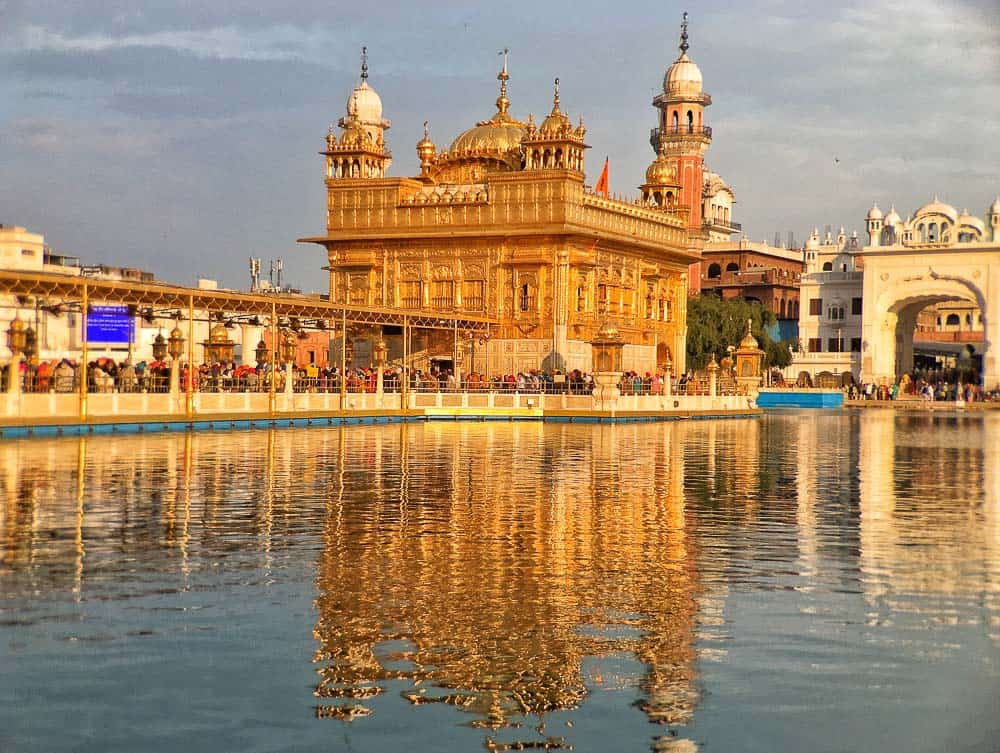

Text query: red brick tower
(651, 13), (712, 292)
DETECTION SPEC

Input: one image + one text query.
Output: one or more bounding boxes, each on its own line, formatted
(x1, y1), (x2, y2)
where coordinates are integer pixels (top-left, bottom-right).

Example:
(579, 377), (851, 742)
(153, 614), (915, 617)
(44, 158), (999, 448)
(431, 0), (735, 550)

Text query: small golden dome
(645, 152), (676, 184)
(339, 120), (369, 148)
(539, 78), (571, 135)
(170, 325), (184, 340)
(595, 321), (621, 341)
(738, 320), (759, 350)
(209, 323), (229, 342)
(416, 120), (436, 163)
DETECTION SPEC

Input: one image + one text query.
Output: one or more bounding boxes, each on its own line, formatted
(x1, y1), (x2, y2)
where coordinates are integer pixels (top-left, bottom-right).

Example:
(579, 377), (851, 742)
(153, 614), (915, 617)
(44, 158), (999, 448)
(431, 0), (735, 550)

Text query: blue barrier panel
(756, 390), (844, 409)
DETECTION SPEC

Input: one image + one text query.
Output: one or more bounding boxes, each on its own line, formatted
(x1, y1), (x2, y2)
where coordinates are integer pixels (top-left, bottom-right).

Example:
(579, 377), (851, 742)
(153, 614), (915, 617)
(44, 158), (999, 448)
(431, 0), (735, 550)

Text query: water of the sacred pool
(1, 413), (998, 753)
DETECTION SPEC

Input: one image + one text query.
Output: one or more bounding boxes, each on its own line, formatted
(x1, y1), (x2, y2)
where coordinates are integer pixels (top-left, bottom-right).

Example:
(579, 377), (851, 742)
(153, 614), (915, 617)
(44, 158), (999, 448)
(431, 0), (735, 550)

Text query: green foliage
(685, 294), (791, 371)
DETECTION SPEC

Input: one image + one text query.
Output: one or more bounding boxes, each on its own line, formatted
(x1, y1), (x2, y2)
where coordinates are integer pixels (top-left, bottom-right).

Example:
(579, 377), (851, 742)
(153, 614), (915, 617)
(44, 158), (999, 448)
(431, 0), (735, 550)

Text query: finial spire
(423, 120), (429, 139)
(495, 47), (511, 117)
(360, 46), (368, 81)
(497, 47), (510, 94)
(553, 77), (561, 110)
(679, 12), (689, 55)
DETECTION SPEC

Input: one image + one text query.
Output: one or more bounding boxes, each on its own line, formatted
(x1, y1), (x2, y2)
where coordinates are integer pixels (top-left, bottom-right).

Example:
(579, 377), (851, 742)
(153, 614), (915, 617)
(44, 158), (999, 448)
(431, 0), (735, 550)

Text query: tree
(686, 295), (791, 371)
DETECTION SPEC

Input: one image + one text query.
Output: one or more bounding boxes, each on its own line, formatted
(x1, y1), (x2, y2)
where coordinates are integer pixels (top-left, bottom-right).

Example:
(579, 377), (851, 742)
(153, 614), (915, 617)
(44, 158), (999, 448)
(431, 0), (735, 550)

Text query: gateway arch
(860, 248), (999, 387)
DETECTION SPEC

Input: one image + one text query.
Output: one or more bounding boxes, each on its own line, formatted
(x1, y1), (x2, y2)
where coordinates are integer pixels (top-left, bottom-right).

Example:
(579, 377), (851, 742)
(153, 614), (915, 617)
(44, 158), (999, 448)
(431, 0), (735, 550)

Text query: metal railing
(650, 125), (713, 145)
(5, 362), (743, 400)
(705, 218), (742, 232)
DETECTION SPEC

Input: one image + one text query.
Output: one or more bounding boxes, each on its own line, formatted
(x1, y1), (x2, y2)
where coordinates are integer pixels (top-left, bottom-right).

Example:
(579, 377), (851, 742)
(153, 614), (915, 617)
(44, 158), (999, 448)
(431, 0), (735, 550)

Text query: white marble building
(788, 197), (1000, 387)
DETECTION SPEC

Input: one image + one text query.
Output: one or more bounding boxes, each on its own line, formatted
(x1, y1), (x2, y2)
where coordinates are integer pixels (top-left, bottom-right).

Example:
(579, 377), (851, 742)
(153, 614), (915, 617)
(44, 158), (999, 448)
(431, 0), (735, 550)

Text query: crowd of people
(2, 357), (709, 397)
(12, 355), (994, 403)
(847, 368), (999, 402)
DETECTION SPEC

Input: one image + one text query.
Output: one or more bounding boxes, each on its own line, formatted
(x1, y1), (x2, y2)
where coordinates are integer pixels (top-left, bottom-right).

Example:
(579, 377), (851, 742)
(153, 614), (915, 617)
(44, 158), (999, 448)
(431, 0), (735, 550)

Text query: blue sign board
(86, 305), (134, 344)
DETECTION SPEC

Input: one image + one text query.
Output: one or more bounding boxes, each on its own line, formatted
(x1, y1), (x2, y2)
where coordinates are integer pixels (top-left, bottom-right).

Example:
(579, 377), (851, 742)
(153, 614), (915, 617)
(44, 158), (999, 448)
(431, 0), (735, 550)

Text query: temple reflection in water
(311, 421), (714, 739)
(1, 414), (998, 751)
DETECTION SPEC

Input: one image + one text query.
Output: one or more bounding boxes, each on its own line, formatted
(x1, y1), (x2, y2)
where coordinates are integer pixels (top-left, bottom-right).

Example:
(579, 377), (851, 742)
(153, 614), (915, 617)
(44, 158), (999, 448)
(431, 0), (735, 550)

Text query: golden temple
(301, 29), (719, 377)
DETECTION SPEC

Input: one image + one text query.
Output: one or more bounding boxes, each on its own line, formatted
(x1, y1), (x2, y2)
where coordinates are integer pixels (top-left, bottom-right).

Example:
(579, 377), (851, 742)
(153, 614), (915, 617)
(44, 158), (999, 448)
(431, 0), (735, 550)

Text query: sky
(2, 0), (998, 291)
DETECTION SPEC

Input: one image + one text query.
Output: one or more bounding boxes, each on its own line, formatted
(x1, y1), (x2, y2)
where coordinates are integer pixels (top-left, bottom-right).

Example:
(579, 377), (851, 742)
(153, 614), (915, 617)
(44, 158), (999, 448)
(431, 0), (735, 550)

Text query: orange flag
(594, 157), (609, 197)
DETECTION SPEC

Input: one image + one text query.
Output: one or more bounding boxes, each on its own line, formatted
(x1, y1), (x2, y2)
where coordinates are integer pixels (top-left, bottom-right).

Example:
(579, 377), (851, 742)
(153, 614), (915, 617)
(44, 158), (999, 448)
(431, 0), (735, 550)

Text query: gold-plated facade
(302, 52), (697, 375)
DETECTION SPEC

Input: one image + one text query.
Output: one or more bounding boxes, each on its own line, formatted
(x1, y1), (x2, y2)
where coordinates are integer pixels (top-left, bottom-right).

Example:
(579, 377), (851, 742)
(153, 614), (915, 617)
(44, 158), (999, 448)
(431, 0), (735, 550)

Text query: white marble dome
(663, 53), (703, 97)
(914, 196), (958, 222)
(346, 81), (383, 124)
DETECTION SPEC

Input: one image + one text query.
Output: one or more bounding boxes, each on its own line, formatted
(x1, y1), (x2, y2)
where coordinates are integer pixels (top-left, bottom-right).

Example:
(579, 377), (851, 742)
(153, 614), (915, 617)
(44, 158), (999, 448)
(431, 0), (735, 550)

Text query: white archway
(862, 272), (990, 385)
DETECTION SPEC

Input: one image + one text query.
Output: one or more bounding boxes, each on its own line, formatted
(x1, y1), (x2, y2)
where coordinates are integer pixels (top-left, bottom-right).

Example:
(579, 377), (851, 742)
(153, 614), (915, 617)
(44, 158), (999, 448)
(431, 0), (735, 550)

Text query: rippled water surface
(1, 412), (999, 753)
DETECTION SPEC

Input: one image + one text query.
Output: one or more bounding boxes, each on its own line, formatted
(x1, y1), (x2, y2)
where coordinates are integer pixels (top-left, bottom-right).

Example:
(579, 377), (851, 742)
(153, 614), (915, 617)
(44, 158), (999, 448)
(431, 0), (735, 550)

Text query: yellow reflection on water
(310, 420), (750, 742)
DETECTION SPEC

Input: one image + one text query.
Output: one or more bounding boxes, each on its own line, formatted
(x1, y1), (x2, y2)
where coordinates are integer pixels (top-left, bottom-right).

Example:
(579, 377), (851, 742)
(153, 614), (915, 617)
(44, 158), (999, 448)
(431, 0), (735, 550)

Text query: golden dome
(445, 53), (526, 159)
(645, 152), (676, 184)
(448, 121), (526, 155)
(170, 325), (184, 340)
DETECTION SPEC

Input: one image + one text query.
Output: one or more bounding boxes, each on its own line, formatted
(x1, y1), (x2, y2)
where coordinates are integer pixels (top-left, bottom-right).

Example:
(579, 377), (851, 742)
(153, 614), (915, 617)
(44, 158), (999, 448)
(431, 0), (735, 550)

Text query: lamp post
(167, 324), (185, 405)
(23, 326), (37, 366)
(373, 331), (388, 398)
(254, 339), (269, 368)
(6, 317), (26, 395)
(281, 330), (297, 398)
(152, 332), (168, 361)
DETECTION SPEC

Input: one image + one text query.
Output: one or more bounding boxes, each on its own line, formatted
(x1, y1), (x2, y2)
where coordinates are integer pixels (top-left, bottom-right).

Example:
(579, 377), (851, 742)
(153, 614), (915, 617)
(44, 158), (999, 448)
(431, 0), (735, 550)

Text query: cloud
(8, 23), (334, 62)
(6, 116), (175, 154)
(0, 0), (997, 287)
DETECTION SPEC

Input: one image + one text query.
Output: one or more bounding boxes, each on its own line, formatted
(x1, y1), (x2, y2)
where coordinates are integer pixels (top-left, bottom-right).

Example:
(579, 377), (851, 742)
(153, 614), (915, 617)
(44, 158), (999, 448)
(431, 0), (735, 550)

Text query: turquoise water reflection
(1, 413), (998, 752)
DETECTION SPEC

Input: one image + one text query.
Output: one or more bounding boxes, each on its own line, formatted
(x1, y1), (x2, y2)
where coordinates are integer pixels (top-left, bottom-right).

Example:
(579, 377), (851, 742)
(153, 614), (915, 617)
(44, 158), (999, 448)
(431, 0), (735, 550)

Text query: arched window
(725, 262), (739, 273)
(822, 262), (833, 271)
(965, 314), (973, 326)
(919, 223), (926, 242)
(686, 110), (694, 133)
(645, 292), (654, 319)
(672, 111), (678, 131)
(519, 283), (533, 312)
(928, 222), (938, 242)
(707, 263), (721, 278)
(577, 285), (586, 312)
(946, 313), (961, 326)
